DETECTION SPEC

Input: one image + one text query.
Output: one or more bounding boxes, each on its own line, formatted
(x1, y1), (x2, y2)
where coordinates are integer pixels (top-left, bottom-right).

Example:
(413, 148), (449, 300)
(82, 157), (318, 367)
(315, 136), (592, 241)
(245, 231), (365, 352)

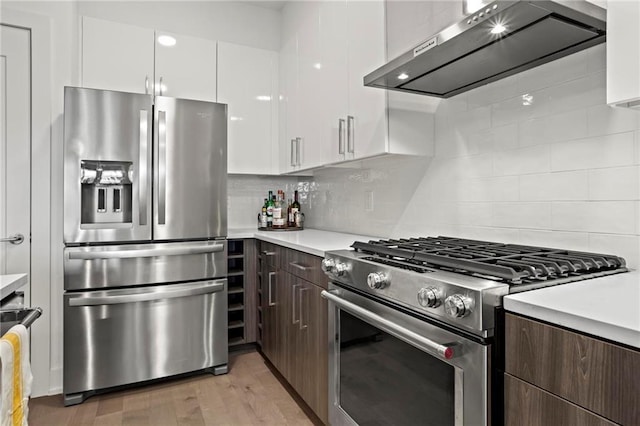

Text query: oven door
(322, 283), (490, 426)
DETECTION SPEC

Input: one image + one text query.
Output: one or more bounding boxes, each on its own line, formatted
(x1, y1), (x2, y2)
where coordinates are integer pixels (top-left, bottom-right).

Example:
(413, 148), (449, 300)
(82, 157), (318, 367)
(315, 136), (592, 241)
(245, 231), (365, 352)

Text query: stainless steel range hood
(364, 0), (606, 98)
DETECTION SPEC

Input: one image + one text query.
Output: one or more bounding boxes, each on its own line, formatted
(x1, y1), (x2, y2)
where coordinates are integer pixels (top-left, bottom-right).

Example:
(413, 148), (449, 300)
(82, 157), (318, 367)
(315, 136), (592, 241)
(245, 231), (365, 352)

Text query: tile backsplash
(301, 44), (640, 268)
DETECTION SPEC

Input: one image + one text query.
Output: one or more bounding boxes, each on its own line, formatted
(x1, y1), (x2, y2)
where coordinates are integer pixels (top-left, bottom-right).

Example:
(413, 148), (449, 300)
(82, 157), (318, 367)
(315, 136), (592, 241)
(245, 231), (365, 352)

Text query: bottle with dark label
(287, 198), (294, 227)
(266, 191), (274, 228)
(291, 190), (301, 227)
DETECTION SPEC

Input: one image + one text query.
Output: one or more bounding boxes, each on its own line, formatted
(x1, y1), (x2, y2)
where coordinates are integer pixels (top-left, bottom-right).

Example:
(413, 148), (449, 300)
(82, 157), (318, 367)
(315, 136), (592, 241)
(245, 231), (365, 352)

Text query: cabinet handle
(267, 271), (276, 306)
(338, 118), (346, 154)
(261, 250), (276, 256)
(159, 76), (164, 96)
(157, 110), (167, 225)
(292, 284), (301, 324)
(299, 287), (309, 330)
(145, 76), (150, 95)
(347, 115), (355, 154)
(289, 261), (310, 271)
(296, 137), (302, 166)
(290, 139), (296, 167)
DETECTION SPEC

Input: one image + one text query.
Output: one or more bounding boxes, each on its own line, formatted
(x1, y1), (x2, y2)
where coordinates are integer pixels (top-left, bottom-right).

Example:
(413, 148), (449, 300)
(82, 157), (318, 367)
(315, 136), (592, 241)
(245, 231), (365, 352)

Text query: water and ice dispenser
(80, 160), (133, 226)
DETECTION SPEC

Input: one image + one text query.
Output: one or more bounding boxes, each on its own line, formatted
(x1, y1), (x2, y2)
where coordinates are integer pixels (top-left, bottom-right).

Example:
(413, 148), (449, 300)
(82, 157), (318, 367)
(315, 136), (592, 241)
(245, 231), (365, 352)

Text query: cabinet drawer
(281, 247), (326, 289)
(259, 242), (280, 267)
(505, 313), (640, 425)
(504, 374), (616, 426)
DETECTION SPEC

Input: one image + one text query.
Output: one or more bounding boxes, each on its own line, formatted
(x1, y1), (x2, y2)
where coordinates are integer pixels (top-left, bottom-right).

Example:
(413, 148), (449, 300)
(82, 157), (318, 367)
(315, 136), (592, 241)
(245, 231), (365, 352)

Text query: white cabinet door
(82, 17), (154, 94)
(154, 31), (216, 102)
(279, 3), (301, 173)
(345, 0), (387, 160)
(318, 0), (349, 164)
(218, 42), (279, 174)
(296, 1), (325, 170)
(607, 0), (640, 108)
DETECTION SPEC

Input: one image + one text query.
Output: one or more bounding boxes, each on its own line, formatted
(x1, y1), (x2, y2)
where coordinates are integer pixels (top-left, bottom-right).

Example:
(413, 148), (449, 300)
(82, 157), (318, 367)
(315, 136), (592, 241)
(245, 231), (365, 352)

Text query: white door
(0, 24), (31, 297)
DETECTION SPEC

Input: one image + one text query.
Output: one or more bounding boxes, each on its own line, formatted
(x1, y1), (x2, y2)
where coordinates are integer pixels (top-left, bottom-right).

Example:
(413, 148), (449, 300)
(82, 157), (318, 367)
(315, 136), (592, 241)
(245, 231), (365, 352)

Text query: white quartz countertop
(504, 271), (640, 349)
(0, 274), (28, 301)
(228, 228), (380, 257)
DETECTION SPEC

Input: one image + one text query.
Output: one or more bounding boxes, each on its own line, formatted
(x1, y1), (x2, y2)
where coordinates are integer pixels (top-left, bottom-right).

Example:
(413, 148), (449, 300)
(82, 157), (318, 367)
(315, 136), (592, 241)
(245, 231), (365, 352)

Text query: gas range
(322, 236), (628, 338)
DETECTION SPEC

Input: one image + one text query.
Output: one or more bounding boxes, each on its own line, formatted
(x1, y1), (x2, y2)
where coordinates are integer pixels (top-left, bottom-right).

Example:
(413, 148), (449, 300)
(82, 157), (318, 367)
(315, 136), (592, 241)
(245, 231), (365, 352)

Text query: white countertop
(504, 271), (640, 349)
(0, 274), (28, 301)
(228, 228), (379, 257)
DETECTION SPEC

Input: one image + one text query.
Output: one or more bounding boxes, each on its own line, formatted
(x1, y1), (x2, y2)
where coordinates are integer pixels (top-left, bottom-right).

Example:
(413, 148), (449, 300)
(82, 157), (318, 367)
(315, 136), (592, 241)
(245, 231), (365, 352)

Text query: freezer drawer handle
(68, 280), (225, 306)
(68, 243), (225, 260)
(321, 289), (458, 360)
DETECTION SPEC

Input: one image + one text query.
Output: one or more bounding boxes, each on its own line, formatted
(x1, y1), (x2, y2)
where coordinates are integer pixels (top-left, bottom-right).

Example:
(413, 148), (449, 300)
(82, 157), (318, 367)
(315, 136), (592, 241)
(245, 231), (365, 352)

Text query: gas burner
(352, 236), (627, 285)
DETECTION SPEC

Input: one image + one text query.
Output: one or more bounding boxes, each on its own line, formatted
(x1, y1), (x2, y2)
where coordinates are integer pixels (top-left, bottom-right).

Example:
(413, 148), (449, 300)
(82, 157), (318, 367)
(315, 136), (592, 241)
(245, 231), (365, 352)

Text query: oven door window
(339, 310), (455, 426)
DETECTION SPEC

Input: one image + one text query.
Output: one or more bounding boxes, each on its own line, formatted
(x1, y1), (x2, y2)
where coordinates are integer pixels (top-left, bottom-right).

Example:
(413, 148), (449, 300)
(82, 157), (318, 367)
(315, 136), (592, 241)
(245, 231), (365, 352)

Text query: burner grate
(351, 236), (627, 284)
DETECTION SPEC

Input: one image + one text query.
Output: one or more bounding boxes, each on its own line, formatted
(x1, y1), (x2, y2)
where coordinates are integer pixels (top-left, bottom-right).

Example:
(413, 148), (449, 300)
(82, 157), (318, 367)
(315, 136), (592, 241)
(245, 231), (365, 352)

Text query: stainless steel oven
(321, 236), (627, 426)
(323, 284), (490, 426)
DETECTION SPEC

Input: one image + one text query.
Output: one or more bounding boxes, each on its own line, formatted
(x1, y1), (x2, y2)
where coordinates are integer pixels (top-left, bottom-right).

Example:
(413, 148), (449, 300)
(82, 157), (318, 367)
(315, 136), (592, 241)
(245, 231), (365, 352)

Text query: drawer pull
(289, 261), (310, 271)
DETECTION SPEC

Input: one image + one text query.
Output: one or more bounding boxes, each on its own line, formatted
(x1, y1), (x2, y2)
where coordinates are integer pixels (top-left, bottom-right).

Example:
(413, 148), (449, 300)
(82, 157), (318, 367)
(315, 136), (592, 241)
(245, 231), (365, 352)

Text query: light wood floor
(29, 350), (315, 426)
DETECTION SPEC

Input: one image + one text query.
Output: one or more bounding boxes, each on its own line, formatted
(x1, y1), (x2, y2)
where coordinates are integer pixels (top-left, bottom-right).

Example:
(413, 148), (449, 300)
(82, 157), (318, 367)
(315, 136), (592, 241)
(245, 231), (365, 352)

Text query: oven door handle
(321, 289), (458, 360)
(68, 280), (226, 306)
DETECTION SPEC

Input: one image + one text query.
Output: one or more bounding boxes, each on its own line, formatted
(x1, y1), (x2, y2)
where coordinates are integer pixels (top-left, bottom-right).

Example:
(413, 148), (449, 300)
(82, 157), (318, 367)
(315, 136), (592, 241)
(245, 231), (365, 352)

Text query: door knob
(0, 234), (24, 245)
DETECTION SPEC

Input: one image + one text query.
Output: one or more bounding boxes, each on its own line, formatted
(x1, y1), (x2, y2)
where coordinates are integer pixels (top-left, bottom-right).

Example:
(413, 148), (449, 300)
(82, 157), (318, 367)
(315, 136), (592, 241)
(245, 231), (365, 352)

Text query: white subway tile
(588, 166), (640, 200)
(530, 72), (605, 119)
(459, 226), (521, 244)
(517, 48), (588, 93)
(493, 202), (552, 229)
(492, 123), (519, 151)
(551, 201), (638, 234)
(488, 176), (520, 201)
(587, 104), (639, 137)
(550, 132), (636, 171)
(518, 229), (589, 251)
(588, 233), (640, 269)
(459, 178), (492, 202)
(494, 145), (550, 176)
(467, 73), (521, 109)
(519, 171), (588, 201)
(491, 95), (536, 127)
(518, 109), (588, 147)
(458, 203), (493, 226)
(587, 43), (606, 74)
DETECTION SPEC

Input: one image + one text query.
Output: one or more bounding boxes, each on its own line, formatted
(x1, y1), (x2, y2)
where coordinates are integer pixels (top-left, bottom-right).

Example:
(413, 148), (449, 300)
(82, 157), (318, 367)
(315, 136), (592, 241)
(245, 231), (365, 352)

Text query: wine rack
(227, 239), (258, 348)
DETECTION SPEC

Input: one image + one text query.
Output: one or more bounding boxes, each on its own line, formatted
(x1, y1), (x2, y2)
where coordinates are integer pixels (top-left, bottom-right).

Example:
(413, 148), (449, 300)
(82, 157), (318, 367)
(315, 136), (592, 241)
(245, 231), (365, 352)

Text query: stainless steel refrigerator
(62, 87), (228, 405)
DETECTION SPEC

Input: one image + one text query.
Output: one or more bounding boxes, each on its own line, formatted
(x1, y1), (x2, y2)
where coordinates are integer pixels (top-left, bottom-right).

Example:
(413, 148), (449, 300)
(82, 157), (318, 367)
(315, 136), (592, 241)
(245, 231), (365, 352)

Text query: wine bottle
(287, 198), (294, 227)
(273, 190), (285, 229)
(266, 191), (274, 228)
(291, 190), (301, 227)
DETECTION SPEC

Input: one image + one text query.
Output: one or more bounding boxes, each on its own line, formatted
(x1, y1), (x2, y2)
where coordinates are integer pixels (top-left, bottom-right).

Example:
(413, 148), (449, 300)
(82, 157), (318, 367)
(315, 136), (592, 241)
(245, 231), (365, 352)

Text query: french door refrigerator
(62, 87), (228, 405)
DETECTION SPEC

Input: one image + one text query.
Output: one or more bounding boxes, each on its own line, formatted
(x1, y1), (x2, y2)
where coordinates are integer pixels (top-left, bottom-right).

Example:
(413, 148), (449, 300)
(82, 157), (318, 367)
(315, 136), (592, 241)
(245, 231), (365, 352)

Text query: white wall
(305, 43), (640, 269)
(2, 0), (282, 396)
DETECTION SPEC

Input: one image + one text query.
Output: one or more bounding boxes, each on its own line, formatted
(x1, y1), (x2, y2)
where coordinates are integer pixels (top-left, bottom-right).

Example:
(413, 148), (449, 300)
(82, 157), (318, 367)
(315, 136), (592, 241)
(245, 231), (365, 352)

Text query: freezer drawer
(63, 279), (228, 403)
(64, 240), (227, 291)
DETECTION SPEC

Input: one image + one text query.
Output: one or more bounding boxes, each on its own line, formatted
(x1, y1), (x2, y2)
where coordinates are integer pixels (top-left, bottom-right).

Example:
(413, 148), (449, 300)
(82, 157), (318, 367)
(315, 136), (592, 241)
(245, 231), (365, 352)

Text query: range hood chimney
(364, 0), (606, 98)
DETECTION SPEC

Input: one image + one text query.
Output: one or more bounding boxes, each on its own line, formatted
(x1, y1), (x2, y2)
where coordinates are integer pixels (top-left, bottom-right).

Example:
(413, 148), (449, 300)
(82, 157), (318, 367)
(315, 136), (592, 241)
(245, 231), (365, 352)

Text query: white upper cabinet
(218, 42), (279, 174)
(343, 0), (387, 161)
(82, 17), (216, 101)
(607, 0), (640, 108)
(154, 31), (216, 102)
(82, 17), (154, 94)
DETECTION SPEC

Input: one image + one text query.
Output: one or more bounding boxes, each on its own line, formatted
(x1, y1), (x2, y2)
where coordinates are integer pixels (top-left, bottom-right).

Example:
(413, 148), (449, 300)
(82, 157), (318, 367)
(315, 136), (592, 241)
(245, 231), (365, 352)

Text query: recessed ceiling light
(157, 35), (176, 47)
(490, 24), (507, 34)
(397, 73), (409, 80)
(256, 95), (272, 101)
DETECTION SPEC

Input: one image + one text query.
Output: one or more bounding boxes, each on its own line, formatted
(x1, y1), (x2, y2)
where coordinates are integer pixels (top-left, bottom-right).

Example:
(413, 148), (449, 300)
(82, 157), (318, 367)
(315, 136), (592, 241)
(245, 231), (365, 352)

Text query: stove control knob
(367, 272), (388, 290)
(444, 295), (474, 318)
(418, 287), (443, 308)
(321, 258), (336, 274)
(334, 262), (349, 276)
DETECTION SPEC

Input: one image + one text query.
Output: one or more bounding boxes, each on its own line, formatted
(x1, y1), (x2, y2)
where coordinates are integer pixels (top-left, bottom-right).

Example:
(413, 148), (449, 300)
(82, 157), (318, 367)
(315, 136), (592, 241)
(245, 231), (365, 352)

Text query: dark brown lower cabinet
(505, 313), (640, 425)
(259, 242), (328, 424)
(504, 374), (616, 426)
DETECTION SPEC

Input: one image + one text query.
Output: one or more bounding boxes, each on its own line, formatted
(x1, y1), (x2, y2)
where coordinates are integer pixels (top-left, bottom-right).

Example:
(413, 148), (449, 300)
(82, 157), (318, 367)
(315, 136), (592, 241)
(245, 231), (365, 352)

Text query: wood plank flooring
(29, 350), (315, 426)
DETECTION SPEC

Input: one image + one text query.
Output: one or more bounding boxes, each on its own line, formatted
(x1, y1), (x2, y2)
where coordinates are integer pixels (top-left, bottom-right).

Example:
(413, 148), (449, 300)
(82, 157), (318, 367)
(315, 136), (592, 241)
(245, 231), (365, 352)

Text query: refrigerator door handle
(67, 279), (226, 306)
(68, 243), (225, 260)
(139, 110), (149, 226)
(158, 110), (167, 225)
